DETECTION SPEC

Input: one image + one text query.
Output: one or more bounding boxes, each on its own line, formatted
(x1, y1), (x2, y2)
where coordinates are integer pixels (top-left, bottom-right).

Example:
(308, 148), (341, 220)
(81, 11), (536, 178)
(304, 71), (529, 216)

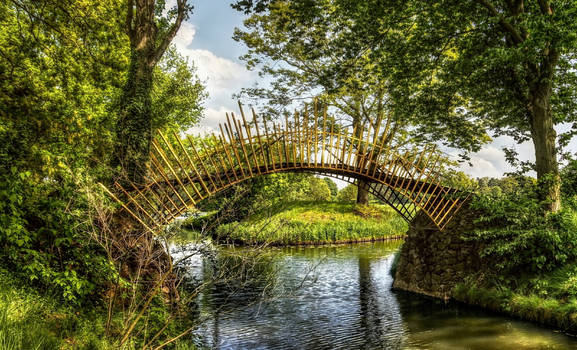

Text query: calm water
(175, 240), (577, 349)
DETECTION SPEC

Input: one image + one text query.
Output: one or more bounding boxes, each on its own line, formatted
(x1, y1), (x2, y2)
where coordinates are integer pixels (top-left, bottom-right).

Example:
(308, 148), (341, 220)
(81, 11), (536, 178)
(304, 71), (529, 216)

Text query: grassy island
(203, 201), (408, 245)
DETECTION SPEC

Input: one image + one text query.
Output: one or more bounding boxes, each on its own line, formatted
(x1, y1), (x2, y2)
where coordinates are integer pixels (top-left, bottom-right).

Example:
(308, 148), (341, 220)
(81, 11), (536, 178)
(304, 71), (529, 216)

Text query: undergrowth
(0, 269), (198, 349)
(454, 181), (577, 332)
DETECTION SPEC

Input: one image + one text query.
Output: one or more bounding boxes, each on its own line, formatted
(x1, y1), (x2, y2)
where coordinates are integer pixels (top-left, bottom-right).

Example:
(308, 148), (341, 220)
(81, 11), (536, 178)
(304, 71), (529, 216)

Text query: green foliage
(304, 177), (332, 201)
(469, 184), (577, 275)
(336, 184), (357, 202)
(0, 268), (200, 349)
(0, 168), (117, 303)
(152, 47), (207, 132)
(0, 0), (205, 304)
(233, 0), (413, 159)
(0, 0), (127, 303)
(561, 160), (577, 199)
(323, 177), (338, 199)
(395, 0), (577, 143)
(475, 175), (536, 197)
(442, 171), (478, 190)
(197, 173), (333, 224)
(214, 201), (407, 245)
(0, 279), (61, 349)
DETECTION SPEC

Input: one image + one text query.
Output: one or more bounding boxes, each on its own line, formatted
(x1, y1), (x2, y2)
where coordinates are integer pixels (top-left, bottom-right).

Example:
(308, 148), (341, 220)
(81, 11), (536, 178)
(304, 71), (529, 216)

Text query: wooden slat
(238, 104), (261, 175)
(102, 106), (468, 232)
(251, 108), (269, 172)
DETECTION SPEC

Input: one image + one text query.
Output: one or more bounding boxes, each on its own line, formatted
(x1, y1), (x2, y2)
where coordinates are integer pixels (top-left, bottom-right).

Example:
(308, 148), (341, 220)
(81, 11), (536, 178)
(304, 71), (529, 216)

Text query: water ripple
(186, 241), (577, 350)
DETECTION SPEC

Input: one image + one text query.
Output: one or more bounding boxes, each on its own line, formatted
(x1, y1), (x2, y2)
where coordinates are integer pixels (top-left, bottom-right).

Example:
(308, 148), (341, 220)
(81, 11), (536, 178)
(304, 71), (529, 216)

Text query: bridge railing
(101, 103), (470, 233)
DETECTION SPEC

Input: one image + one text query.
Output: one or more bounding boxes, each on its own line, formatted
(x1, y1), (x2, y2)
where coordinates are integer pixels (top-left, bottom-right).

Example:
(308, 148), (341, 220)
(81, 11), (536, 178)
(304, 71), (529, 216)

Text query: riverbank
(393, 190), (577, 335)
(452, 267), (577, 335)
(0, 268), (110, 349)
(191, 201), (408, 245)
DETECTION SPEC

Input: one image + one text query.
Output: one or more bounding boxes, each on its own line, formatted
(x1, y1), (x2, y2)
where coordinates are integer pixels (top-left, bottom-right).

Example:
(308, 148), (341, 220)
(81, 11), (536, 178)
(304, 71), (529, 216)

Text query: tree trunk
(113, 0), (187, 184)
(115, 52), (154, 184)
(529, 84), (561, 212)
(109, 0), (189, 293)
(357, 180), (370, 205)
(352, 115), (370, 205)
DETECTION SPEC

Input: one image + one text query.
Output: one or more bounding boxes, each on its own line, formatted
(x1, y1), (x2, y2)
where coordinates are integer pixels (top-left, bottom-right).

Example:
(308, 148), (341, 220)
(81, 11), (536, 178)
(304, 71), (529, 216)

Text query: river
(173, 240), (577, 349)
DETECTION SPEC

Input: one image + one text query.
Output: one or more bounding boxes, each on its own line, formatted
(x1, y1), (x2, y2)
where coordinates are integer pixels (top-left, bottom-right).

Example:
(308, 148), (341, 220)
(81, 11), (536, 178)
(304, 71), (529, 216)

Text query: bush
(336, 184), (357, 202)
(0, 169), (116, 304)
(468, 182), (577, 275)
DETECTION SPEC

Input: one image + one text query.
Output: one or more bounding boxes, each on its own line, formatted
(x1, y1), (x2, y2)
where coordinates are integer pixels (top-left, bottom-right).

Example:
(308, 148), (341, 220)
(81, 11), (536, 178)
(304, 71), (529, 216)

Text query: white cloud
(455, 135), (537, 178)
(186, 106), (232, 135)
(172, 21), (197, 49)
(458, 149), (505, 178)
(187, 49), (252, 102)
(171, 20), (255, 133)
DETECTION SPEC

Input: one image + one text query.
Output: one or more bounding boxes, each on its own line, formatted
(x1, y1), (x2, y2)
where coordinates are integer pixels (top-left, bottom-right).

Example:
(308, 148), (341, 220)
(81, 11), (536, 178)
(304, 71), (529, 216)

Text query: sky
(173, 1), (576, 180)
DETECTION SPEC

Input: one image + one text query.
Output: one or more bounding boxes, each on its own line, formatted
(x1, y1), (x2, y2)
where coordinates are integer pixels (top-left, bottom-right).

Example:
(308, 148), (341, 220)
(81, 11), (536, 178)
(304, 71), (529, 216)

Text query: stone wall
(392, 201), (482, 300)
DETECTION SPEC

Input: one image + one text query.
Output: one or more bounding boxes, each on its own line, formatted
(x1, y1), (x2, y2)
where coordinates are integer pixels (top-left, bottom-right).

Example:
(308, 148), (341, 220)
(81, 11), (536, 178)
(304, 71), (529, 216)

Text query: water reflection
(183, 241), (577, 349)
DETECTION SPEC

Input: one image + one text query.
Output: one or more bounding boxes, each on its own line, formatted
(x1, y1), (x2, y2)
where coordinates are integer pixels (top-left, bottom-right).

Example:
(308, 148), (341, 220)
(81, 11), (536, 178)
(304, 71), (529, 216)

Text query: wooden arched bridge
(101, 103), (469, 233)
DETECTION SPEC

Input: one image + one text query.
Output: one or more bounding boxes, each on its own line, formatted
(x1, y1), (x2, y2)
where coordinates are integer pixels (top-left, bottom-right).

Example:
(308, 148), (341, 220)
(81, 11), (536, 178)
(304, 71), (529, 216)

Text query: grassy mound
(214, 201), (408, 245)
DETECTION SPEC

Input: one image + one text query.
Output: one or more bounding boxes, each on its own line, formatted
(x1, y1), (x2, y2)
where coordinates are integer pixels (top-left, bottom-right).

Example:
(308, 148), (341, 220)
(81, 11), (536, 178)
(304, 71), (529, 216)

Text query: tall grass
(0, 269), (199, 349)
(0, 270), (61, 349)
(213, 201), (408, 245)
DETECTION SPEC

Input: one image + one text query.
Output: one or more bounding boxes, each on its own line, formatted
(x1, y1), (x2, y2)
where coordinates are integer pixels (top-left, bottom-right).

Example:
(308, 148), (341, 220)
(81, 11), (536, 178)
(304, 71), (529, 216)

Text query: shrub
(0, 169), (116, 304)
(469, 182), (577, 275)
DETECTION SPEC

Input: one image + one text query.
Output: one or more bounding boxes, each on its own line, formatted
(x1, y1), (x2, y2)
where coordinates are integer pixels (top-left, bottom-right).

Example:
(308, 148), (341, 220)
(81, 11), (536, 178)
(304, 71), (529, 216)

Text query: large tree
(233, 1), (409, 205)
(0, 0), (204, 301)
(380, 0), (577, 212)
(233, 0), (489, 205)
(115, 0), (194, 183)
(234, 0), (577, 213)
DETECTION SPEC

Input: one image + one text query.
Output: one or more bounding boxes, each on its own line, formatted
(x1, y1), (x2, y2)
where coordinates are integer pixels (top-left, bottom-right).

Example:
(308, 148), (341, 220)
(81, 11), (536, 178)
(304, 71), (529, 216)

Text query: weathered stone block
(393, 200), (482, 299)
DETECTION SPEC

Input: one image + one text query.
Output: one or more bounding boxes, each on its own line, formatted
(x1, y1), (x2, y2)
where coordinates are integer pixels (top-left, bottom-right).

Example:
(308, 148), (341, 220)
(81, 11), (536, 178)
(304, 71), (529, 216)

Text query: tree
(323, 177), (338, 199)
(0, 0), (205, 301)
(381, 0), (577, 212)
(232, 0), (410, 205)
(197, 172), (329, 222)
(115, 0), (194, 183)
(561, 160), (577, 198)
(237, 1), (577, 213)
(336, 184), (357, 202)
(305, 177), (332, 201)
(151, 47), (206, 132)
(0, 0), (130, 301)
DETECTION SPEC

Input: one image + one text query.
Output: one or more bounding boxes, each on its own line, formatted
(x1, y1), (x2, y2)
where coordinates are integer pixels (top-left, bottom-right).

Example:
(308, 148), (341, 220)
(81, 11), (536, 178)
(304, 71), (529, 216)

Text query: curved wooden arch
(101, 103), (469, 233)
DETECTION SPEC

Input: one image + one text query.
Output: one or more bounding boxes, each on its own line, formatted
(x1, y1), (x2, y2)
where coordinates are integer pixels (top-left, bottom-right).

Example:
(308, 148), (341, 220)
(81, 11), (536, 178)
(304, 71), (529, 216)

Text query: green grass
(0, 269), (198, 349)
(453, 265), (577, 333)
(0, 269), (126, 349)
(213, 201), (408, 245)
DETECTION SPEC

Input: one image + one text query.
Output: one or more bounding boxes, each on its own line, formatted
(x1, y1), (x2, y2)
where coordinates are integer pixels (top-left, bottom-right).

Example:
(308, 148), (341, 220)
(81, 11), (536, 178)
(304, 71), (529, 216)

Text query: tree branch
(152, 0), (188, 66)
(474, 0), (524, 44)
